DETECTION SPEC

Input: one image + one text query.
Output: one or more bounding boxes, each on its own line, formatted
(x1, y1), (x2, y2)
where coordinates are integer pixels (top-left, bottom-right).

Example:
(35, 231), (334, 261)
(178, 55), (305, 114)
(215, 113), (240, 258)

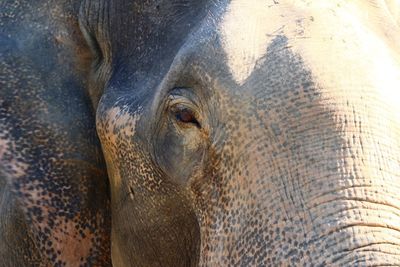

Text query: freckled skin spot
(1, 0), (111, 266)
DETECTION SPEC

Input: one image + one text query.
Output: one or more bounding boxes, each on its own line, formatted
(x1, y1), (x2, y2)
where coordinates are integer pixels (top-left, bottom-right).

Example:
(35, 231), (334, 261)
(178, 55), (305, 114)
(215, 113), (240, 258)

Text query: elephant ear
(0, 1), (111, 266)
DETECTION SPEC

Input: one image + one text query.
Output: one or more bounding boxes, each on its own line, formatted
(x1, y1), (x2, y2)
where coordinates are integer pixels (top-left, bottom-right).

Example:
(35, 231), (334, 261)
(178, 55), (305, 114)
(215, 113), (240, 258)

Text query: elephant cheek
(96, 106), (142, 192)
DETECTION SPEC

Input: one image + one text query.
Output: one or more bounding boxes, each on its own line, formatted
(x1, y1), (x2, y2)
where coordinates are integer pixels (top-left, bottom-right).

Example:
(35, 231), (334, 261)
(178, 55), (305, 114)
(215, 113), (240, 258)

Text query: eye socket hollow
(172, 105), (201, 129)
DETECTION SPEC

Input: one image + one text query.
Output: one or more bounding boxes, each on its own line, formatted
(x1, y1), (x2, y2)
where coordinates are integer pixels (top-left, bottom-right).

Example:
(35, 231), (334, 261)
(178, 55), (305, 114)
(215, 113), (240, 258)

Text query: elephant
(2, 0), (400, 266)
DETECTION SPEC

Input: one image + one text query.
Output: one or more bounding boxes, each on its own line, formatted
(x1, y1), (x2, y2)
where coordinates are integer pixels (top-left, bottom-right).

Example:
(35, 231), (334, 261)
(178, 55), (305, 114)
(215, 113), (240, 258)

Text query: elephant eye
(171, 105), (201, 129)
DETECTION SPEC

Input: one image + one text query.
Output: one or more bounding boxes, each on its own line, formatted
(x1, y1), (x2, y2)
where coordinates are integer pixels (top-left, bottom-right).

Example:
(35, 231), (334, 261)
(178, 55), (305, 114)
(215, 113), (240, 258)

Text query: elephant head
(2, 0), (400, 266)
(85, 0), (400, 265)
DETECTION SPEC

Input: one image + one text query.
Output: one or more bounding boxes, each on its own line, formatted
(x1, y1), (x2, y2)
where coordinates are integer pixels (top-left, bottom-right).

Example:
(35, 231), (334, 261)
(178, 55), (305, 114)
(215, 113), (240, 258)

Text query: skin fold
(2, 0), (400, 266)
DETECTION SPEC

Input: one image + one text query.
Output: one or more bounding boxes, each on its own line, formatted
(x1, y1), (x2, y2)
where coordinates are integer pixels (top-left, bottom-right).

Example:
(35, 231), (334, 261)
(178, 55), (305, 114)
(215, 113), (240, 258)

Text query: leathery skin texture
(1, 0), (111, 265)
(86, 0), (400, 266)
(91, 0), (400, 266)
(2, 0), (400, 266)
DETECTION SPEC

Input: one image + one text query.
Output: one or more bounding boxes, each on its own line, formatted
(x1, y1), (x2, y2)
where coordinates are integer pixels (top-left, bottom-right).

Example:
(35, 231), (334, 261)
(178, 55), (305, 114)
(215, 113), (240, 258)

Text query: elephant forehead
(218, 0), (330, 85)
(218, 0), (295, 85)
(218, 0), (400, 112)
(289, 1), (400, 127)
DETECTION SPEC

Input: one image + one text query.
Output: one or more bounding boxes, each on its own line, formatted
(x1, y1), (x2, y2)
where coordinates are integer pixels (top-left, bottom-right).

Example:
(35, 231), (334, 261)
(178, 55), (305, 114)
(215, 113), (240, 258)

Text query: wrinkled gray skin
(1, 0), (110, 265)
(88, 0), (400, 266)
(2, 0), (400, 266)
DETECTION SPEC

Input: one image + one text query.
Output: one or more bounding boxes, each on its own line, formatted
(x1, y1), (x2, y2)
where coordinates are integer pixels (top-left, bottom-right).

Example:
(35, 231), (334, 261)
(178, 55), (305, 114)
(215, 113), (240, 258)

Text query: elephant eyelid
(167, 93), (202, 129)
(172, 105), (201, 128)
